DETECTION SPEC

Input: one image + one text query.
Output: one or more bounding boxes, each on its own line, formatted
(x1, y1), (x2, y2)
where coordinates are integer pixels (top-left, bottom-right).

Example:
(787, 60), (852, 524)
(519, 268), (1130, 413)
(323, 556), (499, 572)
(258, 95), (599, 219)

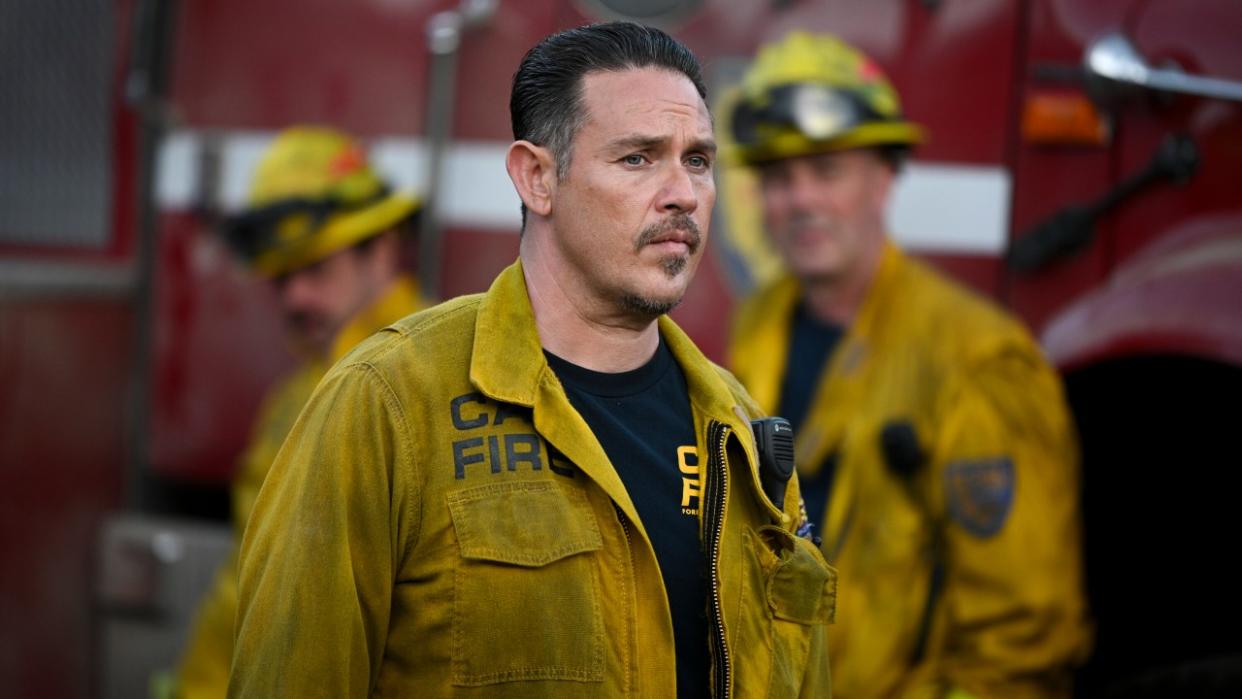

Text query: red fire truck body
(2, 1), (1239, 696)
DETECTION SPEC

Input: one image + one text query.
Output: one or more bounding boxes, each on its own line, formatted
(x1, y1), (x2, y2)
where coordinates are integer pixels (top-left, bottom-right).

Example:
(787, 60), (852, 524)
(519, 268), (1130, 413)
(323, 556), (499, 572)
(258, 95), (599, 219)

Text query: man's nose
(784, 165), (824, 211)
(277, 271), (316, 311)
(658, 163), (699, 214)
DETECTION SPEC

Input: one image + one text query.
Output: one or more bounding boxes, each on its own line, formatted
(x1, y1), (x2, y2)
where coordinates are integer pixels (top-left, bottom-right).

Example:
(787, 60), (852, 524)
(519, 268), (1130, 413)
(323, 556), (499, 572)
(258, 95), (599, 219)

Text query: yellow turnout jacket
(175, 275), (425, 698)
(228, 261), (836, 698)
(729, 243), (1091, 699)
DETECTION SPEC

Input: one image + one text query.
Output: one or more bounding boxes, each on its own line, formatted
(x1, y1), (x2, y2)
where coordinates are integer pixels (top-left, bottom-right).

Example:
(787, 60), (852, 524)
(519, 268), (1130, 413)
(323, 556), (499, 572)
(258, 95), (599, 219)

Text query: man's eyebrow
(690, 138), (718, 155)
(604, 135), (665, 151)
(604, 135), (718, 154)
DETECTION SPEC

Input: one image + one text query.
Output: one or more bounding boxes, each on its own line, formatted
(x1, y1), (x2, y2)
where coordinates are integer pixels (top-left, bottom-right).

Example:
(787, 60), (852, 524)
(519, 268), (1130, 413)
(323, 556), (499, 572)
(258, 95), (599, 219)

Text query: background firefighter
(726, 32), (1092, 699)
(171, 126), (428, 698)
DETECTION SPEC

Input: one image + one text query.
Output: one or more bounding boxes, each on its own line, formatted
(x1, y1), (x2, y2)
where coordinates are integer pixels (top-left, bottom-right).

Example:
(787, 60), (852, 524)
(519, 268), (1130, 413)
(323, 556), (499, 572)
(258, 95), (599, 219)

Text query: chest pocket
(748, 525), (837, 698)
(758, 526), (836, 625)
(447, 481), (605, 686)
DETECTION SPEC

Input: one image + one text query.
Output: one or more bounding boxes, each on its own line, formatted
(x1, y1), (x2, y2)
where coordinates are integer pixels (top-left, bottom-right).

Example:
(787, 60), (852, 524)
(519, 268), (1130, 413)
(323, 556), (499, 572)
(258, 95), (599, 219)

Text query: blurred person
(171, 126), (427, 698)
(726, 32), (1091, 699)
(229, 23), (833, 698)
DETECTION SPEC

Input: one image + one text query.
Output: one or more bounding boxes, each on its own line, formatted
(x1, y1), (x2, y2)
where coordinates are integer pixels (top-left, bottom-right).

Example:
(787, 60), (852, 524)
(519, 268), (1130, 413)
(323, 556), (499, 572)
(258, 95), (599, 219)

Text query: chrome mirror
(1086, 32), (1242, 103)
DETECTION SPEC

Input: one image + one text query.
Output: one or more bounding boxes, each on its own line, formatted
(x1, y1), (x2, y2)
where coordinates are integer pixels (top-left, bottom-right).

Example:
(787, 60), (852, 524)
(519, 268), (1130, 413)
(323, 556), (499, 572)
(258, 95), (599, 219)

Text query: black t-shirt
(545, 338), (708, 699)
(778, 301), (844, 530)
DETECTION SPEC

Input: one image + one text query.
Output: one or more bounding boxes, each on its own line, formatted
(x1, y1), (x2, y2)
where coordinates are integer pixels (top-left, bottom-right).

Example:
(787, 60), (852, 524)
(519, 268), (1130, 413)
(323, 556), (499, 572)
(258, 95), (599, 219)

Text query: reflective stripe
(889, 162), (1012, 255)
(159, 130), (1013, 253)
(156, 130), (522, 231)
(0, 259), (135, 297)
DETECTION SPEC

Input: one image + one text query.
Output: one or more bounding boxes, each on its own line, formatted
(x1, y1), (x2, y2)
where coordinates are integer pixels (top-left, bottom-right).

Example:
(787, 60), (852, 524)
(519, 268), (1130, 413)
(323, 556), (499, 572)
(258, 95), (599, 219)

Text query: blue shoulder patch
(945, 457), (1014, 538)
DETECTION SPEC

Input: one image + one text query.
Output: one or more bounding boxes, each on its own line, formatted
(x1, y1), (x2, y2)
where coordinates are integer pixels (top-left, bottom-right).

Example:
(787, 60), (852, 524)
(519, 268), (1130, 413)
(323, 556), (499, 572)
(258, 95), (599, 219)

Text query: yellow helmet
(726, 32), (925, 166)
(224, 126), (420, 277)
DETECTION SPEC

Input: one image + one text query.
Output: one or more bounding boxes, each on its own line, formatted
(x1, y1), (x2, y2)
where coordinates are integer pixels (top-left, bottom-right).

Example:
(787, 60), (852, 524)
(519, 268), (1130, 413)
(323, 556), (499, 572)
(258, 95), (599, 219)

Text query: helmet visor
(731, 83), (881, 148)
(223, 188), (390, 263)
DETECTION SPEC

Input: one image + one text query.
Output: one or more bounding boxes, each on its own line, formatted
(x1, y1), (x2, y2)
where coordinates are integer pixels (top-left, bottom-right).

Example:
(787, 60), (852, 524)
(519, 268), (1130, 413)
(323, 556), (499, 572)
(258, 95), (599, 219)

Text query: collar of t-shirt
(543, 335), (675, 398)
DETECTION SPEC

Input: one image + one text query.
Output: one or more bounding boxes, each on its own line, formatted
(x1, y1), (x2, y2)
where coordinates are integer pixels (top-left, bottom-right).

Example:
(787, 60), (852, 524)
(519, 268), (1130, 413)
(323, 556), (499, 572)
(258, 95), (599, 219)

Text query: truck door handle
(1007, 133), (1198, 272)
(1087, 32), (1242, 103)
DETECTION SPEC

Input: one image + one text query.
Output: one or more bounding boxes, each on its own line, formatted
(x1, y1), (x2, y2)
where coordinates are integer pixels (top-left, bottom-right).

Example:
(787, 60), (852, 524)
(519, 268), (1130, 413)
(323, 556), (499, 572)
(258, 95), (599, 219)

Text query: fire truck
(2, 0), (1239, 696)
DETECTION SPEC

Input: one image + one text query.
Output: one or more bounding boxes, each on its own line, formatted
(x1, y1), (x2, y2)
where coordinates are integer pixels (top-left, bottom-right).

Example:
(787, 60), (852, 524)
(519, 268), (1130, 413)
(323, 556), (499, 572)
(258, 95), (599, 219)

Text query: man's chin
(286, 325), (333, 358)
(619, 294), (680, 318)
(658, 253), (692, 278)
(618, 282), (688, 318)
(608, 261), (697, 320)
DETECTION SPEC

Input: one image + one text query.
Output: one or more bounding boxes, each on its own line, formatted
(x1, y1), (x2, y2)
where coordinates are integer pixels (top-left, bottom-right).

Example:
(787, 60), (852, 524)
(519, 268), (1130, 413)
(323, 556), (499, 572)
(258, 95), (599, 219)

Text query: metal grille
(0, 1), (114, 248)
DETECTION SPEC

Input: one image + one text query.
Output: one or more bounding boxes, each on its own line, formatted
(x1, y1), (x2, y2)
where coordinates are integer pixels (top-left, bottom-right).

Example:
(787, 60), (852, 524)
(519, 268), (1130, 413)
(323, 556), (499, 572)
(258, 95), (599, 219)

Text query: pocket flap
(759, 525), (838, 625)
(448, 481), (603, 567)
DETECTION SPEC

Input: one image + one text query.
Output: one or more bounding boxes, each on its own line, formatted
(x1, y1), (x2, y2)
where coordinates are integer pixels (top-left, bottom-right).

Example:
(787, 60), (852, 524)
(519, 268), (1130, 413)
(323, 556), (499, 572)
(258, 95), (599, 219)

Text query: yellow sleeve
(231, 362), (324, 534)
(925, 347), (1091, 699)
(175, 554), (238, 699)
(175, 365), (320, 698)
(229, 363), (417, 698)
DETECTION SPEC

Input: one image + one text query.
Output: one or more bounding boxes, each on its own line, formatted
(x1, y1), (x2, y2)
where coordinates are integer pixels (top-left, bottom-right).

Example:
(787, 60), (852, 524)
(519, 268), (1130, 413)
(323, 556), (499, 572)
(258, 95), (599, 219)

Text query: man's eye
(623, 154), (647, 166)
(686, 155), (711, 169)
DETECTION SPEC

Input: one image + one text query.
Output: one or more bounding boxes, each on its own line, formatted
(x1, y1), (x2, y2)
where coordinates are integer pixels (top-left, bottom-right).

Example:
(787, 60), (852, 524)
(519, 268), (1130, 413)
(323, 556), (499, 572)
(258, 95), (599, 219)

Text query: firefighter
(726, 32), (1091, 698)
(228, 23), (833, 698)
(171, 126), (427, 699)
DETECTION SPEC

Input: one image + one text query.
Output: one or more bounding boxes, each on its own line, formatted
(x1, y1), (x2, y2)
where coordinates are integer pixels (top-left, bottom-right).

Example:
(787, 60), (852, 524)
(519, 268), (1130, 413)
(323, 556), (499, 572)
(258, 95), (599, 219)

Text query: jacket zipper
(613, 503), (636, 696)
(613, 502), (634, 549)
(704, 420), (732, 699)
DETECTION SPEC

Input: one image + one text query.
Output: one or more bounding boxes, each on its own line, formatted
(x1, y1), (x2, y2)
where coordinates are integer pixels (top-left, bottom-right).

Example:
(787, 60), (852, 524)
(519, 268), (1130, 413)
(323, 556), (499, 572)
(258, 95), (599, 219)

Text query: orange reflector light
(1022, 92), (1109, 146)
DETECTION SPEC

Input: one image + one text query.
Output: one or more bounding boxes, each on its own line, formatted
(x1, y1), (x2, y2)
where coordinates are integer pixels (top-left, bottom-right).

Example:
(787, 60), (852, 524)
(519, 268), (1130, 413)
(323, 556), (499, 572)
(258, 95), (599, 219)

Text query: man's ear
(506, 140), (556, 218)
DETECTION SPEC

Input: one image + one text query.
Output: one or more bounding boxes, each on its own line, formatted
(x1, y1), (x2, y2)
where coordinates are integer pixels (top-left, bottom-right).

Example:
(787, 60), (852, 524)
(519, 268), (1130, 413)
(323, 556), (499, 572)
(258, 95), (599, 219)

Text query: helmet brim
(249, 192), (420, 277)
(727, 121), (925, 167)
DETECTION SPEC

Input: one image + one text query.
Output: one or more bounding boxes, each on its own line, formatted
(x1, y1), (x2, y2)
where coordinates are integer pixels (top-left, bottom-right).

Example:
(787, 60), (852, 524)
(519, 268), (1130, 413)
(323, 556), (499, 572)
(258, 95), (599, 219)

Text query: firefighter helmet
(727, 32), (925, 165)
(224, 126), (419, 277)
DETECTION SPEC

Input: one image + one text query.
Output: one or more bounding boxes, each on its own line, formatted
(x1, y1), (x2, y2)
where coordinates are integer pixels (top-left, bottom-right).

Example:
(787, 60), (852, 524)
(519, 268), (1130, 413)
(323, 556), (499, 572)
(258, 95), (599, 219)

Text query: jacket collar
(330, 274), (425, 362)
(471, 260), (743, 420)
(658, 314), (749, 428)
(734, 274), (802, 415)
(470, 260), (643, 526)
(469, 260), (756, 532)
(469, 260), (548, 407)
(840, 238), (903, 354)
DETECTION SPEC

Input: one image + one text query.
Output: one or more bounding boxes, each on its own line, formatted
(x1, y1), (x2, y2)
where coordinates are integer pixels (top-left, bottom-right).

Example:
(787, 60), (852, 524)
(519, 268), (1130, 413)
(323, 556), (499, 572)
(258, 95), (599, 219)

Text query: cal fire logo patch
(945, 457), (1014, 538)
(678, 446), (700, 516)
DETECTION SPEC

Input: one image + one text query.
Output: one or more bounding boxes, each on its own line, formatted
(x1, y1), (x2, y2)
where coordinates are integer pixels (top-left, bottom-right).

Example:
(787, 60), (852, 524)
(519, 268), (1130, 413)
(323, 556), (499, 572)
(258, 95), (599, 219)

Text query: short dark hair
(510, 22), (707, 225)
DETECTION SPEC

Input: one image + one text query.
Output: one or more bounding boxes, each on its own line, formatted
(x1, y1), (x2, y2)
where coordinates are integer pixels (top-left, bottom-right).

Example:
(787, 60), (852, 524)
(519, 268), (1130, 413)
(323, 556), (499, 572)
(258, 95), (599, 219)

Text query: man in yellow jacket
(230, 23), (833, 698)
(173, 126), (427, 698)
(726, 33), (1091, 699)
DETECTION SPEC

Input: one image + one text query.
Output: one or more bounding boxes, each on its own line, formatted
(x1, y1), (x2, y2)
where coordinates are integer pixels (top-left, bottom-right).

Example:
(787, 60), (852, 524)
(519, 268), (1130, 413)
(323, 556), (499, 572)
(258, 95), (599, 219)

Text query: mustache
(634, 214), (702, 253)
(783, 213), (836, 236)
(787, 213), (832, 229)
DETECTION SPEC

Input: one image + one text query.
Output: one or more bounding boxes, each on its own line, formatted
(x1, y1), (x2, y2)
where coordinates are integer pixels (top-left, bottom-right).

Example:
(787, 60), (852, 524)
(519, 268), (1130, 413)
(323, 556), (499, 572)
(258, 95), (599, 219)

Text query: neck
(520, 232), (660, 373)
(801, 240), (885, 325)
